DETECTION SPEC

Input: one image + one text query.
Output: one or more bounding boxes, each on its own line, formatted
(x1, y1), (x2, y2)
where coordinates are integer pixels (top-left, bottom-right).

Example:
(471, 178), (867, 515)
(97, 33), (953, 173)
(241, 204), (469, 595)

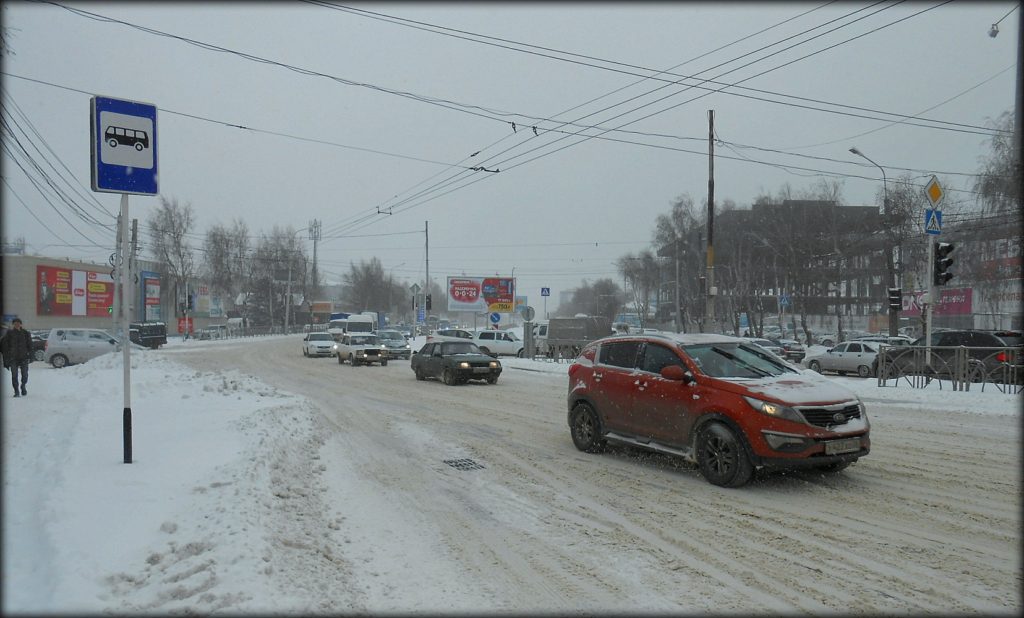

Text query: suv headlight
(743, 396), (806, 424)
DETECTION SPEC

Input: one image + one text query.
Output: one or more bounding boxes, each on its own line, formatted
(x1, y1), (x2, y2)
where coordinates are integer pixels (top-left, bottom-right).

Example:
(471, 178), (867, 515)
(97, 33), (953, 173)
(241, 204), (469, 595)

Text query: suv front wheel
(569, 402), (606, 453)
(696, 422), (754, 488)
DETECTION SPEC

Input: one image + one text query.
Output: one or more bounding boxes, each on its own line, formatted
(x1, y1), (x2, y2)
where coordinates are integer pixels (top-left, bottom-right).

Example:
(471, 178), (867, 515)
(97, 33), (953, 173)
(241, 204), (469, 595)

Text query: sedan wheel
(443, 368), (457, 385)
(34, 349), (45, 362)
(414, 367), (426, 381)
(808, 360), (822, 373)
(51, 354), (68, 369)
(857, 365), (871, 378)
(696, 422), (753, 488)
(349, 354), (357, 366)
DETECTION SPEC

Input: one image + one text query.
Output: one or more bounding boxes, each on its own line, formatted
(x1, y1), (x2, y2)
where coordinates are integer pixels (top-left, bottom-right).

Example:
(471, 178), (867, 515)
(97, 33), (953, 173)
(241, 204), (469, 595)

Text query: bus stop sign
(91, 96), (158, 195)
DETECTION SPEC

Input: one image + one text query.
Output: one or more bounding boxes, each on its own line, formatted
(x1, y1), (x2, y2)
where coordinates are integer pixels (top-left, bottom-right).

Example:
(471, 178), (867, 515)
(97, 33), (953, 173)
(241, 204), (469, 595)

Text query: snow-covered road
(166, 336), (1021, 614)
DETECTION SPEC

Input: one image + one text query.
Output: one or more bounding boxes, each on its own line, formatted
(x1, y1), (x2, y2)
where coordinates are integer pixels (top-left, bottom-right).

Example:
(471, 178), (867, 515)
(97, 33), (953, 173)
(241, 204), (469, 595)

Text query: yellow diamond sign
(924, 175), (944, 207)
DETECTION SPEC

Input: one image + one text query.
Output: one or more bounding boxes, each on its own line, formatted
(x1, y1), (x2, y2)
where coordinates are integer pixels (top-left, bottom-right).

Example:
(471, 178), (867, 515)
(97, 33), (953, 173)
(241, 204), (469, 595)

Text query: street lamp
(849, 146), (898, 337)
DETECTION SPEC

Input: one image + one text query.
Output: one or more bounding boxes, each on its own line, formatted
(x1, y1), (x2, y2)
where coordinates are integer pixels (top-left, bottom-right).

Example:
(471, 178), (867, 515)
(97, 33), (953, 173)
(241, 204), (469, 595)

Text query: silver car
(802, 341), (881, 378)
(44, 327), (120, 368)
(377, 329), (412, 360)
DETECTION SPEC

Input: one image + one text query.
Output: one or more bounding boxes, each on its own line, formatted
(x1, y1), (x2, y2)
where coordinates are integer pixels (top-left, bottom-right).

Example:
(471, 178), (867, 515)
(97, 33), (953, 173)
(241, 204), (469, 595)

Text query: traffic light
(933, 242), (955, 286)
(425, 294), (432, 311)
(107, 305), (113, 315)
(887, 287), (902, 312)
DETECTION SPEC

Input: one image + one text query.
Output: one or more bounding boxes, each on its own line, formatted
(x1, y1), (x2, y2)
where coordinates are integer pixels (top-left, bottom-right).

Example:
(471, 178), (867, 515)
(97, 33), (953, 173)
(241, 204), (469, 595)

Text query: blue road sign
(417, 308), (425, 322)
(924, 209), (942, 235)
(91, 96), (158, 195)
(541, 287), (550, 297)
(490, 312), (501, 324)
(779, 294), (791, 307)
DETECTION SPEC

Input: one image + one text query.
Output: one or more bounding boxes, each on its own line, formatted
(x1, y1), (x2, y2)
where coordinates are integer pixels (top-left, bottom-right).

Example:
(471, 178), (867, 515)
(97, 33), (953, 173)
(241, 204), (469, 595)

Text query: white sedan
(302, 332), (337, 357)
(801, 341), (882, 378)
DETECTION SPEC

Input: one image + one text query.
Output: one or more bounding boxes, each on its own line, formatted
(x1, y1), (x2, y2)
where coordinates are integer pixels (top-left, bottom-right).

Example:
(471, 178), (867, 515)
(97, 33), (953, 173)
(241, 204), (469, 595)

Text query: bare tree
(147, 197), (195, 312)
(973, 110), (1020, 215)
(202, 218), (250, 300)
(617, 250), (660, 329)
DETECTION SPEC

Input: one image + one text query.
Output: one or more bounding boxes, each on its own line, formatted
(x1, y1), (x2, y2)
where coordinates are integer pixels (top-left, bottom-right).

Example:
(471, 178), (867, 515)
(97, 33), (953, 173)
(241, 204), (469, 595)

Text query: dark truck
(129, 322), (167, 349)
(539, 316), (612, 359)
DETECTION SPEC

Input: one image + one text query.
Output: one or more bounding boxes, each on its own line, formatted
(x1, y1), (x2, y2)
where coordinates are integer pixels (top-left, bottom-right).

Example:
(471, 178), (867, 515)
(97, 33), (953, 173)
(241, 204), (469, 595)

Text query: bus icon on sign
(105, 126), (149, 151)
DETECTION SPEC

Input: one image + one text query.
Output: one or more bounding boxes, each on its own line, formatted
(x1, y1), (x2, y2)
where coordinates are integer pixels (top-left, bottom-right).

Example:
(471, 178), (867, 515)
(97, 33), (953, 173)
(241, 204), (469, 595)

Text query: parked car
(302, 332), (337, 357)
(28, 330), (47, 362)
(377, 329), (412, 360)
(44, 327), (121, 368)
(566, 333), (870, 488)
(741, 337), (785, 359)
(802, 341), (882, 378)
(411, 340), (502, 385)
(854, 334), (913, 347)
(195, 325), (227, 341)
(129, 322), (167, 349)
(427, 328), (474, 342)
(471, 330), (524, 357)
(773, 338), (806, 362)
(335, 333), (388, 366)
(886, 330), (1022, 382)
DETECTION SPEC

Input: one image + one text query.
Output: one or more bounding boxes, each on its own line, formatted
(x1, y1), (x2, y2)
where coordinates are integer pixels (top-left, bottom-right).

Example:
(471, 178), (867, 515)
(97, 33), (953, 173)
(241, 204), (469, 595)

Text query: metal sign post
(91, 95), (158, 464)
(922, 176), (944, 374)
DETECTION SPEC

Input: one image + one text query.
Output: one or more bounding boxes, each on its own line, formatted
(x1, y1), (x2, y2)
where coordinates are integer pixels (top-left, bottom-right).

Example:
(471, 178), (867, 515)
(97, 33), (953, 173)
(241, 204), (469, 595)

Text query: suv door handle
(594, 371), (603, 381)
(635, 379), (647, 391)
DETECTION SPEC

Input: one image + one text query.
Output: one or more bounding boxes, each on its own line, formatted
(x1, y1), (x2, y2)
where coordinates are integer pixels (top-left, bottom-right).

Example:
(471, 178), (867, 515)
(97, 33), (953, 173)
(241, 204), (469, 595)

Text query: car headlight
(743, 396), (806, 424)
(332, 344), (338, 350)
(459, 361), (470, 369)
(489, 361), (499, 369)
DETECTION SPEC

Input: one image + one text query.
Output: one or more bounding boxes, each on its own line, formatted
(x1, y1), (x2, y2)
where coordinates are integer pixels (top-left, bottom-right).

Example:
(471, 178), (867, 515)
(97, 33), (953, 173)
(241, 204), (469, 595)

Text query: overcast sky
(1, 1), (1018, 308)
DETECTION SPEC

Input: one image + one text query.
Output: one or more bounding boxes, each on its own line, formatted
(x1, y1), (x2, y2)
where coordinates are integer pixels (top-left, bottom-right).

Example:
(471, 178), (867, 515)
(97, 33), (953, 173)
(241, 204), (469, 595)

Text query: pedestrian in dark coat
(1, 318), (33, 397)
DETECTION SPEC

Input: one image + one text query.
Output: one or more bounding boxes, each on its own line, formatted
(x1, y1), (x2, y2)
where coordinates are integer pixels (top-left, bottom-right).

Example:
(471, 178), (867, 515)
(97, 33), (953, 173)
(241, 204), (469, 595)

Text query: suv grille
(797, 403), (860, 427)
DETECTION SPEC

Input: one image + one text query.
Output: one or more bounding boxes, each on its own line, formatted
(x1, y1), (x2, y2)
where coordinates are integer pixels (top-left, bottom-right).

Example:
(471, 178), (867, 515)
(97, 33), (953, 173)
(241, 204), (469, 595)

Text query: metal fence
(876, 345), (1023, 394)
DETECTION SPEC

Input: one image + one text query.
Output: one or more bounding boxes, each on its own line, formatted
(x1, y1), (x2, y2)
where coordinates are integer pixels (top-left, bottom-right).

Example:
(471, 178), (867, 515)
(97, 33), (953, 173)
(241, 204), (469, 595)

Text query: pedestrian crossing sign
(925, 209), (942, 235)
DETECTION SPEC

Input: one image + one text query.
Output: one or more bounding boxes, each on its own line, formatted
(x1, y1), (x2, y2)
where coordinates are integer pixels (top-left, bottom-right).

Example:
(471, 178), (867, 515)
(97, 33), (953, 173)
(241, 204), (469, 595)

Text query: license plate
(825, 437), (861, 455)
(473, 367), (490, 373)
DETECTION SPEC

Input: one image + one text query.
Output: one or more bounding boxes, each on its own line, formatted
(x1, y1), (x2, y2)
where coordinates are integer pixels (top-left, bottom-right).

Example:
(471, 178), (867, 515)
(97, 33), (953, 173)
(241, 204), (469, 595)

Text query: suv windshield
(684, 343), (796, 378)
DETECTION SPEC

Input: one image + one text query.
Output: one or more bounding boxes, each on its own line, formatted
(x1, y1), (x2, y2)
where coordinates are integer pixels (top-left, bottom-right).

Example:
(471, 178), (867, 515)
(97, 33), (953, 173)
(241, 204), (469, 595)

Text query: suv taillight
(996, 351), (1008, 363)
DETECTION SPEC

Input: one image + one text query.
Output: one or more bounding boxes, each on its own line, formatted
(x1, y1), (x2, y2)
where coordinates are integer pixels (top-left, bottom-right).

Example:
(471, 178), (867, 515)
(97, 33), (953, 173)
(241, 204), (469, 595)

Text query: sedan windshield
(441, 342), (482, 355)
(683, 343), (796, 378)
(378, 331), (405, 341)
(350, 336), (379, 346)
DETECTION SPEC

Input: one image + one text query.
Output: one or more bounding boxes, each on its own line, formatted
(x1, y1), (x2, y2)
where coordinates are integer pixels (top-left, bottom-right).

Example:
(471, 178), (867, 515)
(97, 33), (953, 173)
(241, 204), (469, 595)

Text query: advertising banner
(901, 287), (973, 317)
(141, 270), (161, 321)
(446, 276), (515, 313)
(37, 265), (114, 317)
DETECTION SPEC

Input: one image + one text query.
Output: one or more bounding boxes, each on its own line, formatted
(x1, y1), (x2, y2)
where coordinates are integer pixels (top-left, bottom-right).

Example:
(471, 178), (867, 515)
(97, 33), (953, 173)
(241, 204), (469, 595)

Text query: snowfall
(2, 333), (1021, 615)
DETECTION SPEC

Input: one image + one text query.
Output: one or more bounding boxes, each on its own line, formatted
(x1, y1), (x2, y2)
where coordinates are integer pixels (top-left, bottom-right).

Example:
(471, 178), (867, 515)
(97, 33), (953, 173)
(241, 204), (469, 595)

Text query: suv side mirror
(660, 364), (695, 384)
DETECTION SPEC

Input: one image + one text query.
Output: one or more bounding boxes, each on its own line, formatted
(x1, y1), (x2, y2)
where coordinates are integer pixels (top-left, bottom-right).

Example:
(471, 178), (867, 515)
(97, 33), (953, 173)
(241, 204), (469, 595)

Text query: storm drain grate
(443, 458), (486, 471)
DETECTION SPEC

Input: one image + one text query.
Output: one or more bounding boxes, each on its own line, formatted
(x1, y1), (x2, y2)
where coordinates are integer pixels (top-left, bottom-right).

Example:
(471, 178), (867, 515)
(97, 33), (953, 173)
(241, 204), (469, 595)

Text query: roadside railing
(877, 345), (1023, 394)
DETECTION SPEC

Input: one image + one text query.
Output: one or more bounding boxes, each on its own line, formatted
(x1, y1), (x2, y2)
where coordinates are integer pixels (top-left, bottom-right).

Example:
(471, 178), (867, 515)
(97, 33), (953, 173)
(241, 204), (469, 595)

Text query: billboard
(37, 265), (114, 317)
(901, 287), (973, 317)
(446, 276), (515, 313)
(141, 270), (161, 321)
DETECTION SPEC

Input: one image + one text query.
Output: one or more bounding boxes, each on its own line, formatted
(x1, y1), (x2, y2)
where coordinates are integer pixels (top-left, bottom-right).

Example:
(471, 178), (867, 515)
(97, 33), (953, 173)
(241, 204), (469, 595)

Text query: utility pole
(112, 213), (122, 335)
(284, 257), (293, 334)
(424, 220), (430, 324)
(705, 109), (716, 333)
(129, 219), (138, 325)
(309, 219), (321, 299)
(674, 240), (681, 333)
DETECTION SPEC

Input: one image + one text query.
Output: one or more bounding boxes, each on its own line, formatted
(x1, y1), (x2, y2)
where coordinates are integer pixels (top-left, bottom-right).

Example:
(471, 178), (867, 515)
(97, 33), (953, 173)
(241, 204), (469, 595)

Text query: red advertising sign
(37, 265), (114, 317)
(446, 276), (515, 312)
(902, 287), (973, 317)
(177, 317), (194, 334)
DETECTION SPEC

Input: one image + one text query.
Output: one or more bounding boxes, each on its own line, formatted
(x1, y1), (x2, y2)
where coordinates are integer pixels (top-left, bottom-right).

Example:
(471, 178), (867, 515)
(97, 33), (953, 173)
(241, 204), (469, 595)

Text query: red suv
(567, 333), (870, 487)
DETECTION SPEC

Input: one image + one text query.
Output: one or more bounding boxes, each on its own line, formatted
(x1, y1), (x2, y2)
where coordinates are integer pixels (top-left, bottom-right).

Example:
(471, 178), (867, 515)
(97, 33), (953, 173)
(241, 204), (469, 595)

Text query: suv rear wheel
(50, 353), (68, 369)
(696, 422), (754, 488)
(569, 402), (606, 453)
